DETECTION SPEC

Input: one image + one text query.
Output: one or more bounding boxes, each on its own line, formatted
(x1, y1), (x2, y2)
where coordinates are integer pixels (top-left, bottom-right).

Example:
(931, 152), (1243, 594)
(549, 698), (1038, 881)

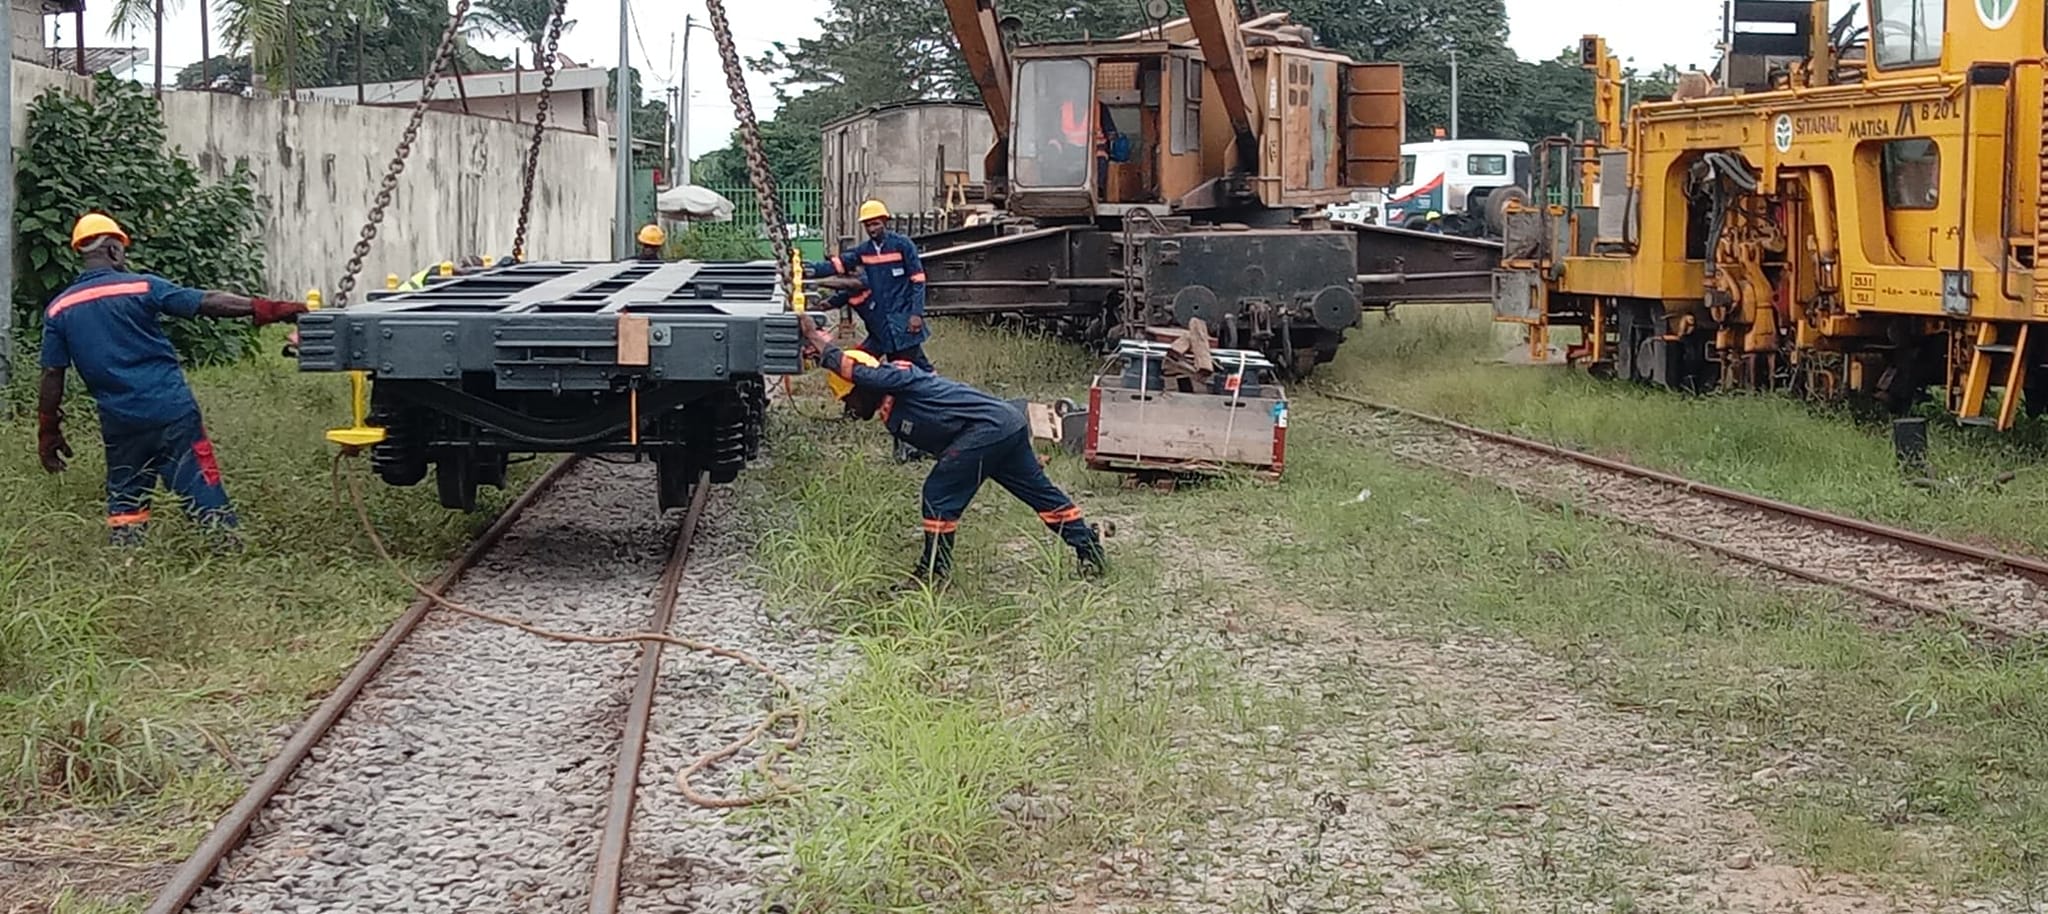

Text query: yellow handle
(790, 249), (807, 313)
(386, 273), (400, 290)
(305, 288), (323, 310)
(349, 371), (370, 427)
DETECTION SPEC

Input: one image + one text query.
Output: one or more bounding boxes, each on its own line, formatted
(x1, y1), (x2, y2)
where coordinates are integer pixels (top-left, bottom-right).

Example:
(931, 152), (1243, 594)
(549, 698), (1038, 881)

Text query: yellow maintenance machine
(1495, 0), (2048, 429)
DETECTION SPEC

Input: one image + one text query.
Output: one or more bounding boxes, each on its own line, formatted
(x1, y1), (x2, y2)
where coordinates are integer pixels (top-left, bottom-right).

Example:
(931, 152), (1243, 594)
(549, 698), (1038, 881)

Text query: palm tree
(463, 0), (574, 67)
(108, 0), (176, 92)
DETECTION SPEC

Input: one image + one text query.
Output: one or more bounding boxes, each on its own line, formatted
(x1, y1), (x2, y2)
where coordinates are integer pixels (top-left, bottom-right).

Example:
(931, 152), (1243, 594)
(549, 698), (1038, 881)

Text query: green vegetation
(12, 74), (267, 367)
(749, 321), (2048, 905)
(1316, 304), (2048, 554)
(1, 334), (535, 901)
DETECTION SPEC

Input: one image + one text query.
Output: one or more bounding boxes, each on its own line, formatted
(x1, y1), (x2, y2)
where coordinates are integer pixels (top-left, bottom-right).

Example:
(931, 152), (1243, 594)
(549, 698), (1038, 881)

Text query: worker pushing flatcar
(802, 319), (1107, 582)
(808, 199), (936, 462)
(36, 213), (309, 547)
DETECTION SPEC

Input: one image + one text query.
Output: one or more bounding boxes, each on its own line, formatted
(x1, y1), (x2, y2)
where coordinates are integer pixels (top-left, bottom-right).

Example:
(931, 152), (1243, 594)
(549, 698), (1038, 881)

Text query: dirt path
(1064, 514), (1980, 914)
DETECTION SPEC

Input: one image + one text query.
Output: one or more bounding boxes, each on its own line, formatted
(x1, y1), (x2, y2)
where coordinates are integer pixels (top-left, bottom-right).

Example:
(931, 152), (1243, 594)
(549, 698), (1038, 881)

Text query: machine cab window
(1014, 58), (1096, 189)
(1467, 154), (1509, 177)
(1869, 0), (1944, 68)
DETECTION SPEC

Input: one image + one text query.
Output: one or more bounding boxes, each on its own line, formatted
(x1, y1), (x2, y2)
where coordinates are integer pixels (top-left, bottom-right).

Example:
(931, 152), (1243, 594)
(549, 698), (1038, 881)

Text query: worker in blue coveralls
(808, 199), (935, 462)
(35, 213), (309, 548)
(802, 317), (1107, 583)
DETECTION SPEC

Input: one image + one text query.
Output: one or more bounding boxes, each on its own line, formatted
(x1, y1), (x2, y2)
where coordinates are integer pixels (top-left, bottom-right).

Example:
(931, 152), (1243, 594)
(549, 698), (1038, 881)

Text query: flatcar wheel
(435, 456), (479, 513)
(656, 450), (695, 512)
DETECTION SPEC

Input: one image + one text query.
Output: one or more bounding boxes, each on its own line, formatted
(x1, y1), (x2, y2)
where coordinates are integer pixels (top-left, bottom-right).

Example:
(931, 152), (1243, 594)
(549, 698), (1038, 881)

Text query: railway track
(1324, 393), (2048, 643)
(144, 457), (813, 914)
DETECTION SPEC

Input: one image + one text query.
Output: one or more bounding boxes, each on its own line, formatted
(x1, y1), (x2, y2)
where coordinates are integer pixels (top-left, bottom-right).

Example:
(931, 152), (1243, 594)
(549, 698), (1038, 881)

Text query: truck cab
(1383, 138), (1532, 230)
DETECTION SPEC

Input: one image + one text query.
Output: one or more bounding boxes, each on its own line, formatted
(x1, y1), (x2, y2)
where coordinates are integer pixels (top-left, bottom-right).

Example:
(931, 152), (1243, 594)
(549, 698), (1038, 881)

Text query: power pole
(614, 0), (634, 258)
(0, 26), (13, 388)
(676, 15), (691, 186)
(1448, 46), (1460, 140)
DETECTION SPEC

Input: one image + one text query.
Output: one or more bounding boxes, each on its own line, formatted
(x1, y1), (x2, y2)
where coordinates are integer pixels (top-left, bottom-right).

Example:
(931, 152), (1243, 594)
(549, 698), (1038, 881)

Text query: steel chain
(334, 0), (475, 308)
(702, 0), (792, 274)
(511, 0), (569, 261)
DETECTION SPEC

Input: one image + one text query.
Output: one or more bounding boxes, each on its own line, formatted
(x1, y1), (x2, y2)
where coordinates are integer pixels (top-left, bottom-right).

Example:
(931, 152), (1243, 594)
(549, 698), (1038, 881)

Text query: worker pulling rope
(331, 452), (806, 808)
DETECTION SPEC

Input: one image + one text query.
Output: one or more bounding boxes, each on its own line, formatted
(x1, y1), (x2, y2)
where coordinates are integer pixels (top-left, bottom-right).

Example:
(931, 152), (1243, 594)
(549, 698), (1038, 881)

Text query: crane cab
(999, 15), (1404, 222)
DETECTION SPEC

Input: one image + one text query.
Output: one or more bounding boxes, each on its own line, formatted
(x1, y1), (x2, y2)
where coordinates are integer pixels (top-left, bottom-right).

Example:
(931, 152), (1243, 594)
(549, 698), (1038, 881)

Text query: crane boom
(1183, 0), (1260, 171)
(943, 0), (1012, 140)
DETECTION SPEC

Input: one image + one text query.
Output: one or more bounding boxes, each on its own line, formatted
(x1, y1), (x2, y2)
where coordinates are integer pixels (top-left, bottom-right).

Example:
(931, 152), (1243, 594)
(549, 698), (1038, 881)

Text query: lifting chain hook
(333, 0), (475, 309)
(702, 0), (792, 282)
(512, 0), (569, 262)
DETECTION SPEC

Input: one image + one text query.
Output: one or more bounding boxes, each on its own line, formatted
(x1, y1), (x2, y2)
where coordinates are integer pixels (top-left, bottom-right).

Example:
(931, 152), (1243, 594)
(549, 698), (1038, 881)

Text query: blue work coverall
(40, 268), (240, 541)
(808, 231), (934, 371)
(820, 347), (1104, 578)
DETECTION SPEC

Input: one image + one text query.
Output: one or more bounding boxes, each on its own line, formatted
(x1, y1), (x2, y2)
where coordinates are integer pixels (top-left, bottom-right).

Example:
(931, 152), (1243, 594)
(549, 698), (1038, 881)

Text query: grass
(1317, 304), (2048, 555)
(0, 328), (538, 896)
(744, 319), (2048, 906)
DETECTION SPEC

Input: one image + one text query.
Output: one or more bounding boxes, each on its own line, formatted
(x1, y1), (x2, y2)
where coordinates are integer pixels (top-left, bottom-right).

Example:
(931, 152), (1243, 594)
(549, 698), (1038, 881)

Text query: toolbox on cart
(1081, 339), (1288, 478)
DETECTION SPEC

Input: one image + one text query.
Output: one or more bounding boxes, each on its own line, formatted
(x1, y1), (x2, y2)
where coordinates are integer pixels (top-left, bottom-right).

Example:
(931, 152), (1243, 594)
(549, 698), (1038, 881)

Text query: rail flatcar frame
(294, 260), (805, 511)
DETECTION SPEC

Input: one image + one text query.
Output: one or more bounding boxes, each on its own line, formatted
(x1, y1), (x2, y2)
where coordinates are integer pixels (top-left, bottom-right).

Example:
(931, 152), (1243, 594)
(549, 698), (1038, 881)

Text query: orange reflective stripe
(830, 255), (846, 274)
(1037, 505), (1084, 524)
(107, 510), (151, 527)
(922, 518), (959, 534)
(909, 272), (927, 283)
(834, 356), (858, 381)
(48, 280), (151, 319)
(860, 251), (905, 265)
(849, 291), (871, 305)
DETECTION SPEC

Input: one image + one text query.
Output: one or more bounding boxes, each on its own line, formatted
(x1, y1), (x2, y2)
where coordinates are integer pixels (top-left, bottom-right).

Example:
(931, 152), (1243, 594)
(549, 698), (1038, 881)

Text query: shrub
(13, 74), (266, 368)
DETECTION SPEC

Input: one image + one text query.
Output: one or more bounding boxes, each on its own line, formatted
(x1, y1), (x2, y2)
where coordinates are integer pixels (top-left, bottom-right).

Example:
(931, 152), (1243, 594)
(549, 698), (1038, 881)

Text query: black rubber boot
(911, 531), (955, 584)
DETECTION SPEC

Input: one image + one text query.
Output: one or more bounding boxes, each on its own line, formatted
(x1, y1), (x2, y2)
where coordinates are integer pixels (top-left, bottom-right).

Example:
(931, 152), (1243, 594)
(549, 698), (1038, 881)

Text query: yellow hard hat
(857, 200), (890, 223)
(825, 348), (880, 400)
(71, 213), (129, 250)
(637, 224), (667, 247)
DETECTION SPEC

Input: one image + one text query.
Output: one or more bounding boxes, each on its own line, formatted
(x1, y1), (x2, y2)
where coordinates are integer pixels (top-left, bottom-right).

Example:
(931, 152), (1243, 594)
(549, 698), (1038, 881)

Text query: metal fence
(672, 185), (827, 260)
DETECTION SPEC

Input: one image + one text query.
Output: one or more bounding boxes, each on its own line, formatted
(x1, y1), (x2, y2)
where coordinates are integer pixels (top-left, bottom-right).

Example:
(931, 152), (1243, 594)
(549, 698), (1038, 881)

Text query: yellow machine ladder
(1958, 322), (2030, 430)
(2036, 82), (2048, 318)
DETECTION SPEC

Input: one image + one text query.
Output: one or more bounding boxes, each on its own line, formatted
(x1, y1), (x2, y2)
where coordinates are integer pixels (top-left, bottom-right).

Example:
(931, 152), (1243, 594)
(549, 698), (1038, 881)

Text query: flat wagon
(294, 260), (804, 511)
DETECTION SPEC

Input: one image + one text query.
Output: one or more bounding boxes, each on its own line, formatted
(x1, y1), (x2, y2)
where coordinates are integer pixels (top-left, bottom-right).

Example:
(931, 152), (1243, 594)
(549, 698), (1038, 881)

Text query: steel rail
(589, 470), (713, 914)
(145, 455), (586, 914)
(1329, 393), (2048, 583)
(1325, 392), (2047, 640)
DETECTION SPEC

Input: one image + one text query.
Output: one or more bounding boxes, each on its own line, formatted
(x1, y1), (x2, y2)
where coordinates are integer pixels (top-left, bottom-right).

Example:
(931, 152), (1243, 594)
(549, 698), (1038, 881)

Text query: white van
(1382, 139), (1531, 229)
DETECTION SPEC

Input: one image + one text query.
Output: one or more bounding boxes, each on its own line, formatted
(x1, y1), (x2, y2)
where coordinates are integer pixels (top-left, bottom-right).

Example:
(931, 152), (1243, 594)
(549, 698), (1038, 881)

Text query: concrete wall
(11, 63), (615, 300)
(11, 0), (37, 64)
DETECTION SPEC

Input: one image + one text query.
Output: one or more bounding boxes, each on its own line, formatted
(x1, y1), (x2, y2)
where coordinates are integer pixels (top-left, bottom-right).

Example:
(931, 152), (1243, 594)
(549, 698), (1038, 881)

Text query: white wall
(11, 63), (615, 300)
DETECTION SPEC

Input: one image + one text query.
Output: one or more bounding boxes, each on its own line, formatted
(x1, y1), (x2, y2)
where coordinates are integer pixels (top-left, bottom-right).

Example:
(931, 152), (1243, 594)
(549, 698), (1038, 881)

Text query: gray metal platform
(295, 260), (804, 390)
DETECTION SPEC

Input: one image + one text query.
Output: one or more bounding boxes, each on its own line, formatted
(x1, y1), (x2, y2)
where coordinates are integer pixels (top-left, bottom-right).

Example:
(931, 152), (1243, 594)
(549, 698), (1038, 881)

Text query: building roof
(294, 66), (609, 106)
(820, 98), (987, 131)
(41, 46), (148, 75)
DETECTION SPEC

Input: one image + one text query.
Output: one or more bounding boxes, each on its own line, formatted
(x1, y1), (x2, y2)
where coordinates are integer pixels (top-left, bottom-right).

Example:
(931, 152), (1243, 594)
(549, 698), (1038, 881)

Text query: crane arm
(1184, 0), (1260, 171)
(943, 0), (1012, 140)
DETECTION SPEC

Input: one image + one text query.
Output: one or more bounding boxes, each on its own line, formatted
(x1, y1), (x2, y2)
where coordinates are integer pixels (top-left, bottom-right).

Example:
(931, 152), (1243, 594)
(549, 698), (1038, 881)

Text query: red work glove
(37, 411), (71, 474)
(251, 297), (309, 327)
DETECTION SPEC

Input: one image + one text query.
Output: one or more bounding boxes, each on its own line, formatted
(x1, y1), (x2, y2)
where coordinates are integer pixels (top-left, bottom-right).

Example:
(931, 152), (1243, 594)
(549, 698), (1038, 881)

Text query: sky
(52, 0), (1864, 157)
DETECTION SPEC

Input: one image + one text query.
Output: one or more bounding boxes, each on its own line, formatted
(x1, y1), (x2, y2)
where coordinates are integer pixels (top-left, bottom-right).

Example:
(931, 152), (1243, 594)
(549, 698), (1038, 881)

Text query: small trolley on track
(294, 260), (805, 511)
(1081, 339), (1288, 480)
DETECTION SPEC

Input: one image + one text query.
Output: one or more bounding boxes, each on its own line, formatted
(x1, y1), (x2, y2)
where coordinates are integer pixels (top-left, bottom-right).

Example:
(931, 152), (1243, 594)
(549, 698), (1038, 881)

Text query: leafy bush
(670, 225), (772, 261)
(13, 74), (267, 367)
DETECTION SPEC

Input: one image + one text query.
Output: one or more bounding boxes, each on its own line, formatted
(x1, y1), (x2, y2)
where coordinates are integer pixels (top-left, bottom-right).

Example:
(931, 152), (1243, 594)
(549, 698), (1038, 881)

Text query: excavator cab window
(1014, 58), (1096, 189)
(1869, 0), (1943, 68)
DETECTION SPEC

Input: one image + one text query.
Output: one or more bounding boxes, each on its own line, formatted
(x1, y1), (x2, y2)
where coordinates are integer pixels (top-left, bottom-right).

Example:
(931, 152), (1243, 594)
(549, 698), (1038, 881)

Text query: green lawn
(1314, 305), (2048, 555)
(745, 322), (2048, 907)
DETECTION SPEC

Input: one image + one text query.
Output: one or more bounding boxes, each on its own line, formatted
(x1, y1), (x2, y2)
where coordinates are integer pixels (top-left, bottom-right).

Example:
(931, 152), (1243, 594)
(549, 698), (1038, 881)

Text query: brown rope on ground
(332, 453), (805, 807)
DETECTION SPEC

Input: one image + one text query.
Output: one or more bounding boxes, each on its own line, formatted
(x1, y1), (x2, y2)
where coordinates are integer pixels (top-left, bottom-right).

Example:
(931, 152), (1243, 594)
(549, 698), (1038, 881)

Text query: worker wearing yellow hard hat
(37, 212), (309, 549)
(803, 198), (935, 461)
(803, 317), (1107, 582)
(636, 224), (667, 262)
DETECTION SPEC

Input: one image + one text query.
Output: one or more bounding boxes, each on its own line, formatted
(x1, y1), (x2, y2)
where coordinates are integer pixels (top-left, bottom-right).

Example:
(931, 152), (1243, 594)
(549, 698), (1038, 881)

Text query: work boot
(1076, 540), (1109, 579)
(913, 530), (955, 582)
(108, 524), (147, 548)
